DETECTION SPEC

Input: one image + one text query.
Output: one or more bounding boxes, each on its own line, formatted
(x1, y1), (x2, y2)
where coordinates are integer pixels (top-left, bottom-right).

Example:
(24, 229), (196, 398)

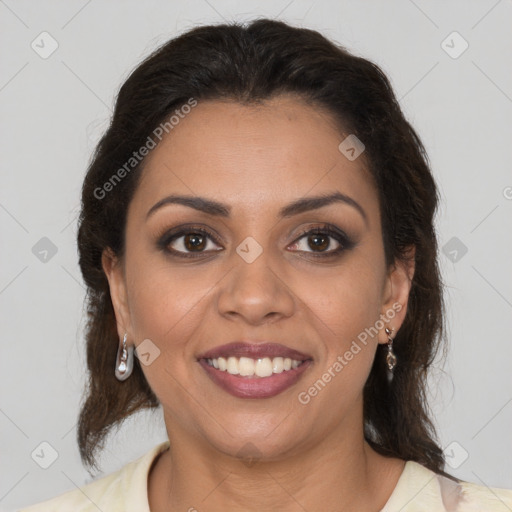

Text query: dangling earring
(115, 332), (134, 381)
(385, 327), (397, 383)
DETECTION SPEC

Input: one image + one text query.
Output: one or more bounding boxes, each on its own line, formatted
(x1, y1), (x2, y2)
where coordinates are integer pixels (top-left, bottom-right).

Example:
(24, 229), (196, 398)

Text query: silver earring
(385, 327), (397, 382)
(115, 333), (134, 381)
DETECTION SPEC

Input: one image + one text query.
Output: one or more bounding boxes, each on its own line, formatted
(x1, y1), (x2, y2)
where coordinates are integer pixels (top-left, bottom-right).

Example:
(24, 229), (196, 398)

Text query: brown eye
(290, 229), (341, 254)
(183, 233), (208, 251)
(158, 226), (223, 258)
(288, 225), (354, 258)
(169, 231), (219, 254)
(307, 233), (331, 252)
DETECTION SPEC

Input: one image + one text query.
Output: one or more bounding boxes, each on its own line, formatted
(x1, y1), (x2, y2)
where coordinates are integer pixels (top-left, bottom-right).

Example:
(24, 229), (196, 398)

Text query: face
(103, 95), (413, 460)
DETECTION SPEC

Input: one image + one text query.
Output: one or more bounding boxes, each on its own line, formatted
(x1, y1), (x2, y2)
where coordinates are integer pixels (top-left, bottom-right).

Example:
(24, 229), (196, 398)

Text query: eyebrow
(146, 192), (368, 225)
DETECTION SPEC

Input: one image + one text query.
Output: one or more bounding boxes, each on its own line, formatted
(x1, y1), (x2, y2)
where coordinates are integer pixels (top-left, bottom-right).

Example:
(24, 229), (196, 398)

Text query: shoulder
(455, 478), (512, 511)
(382, 459), (512, 511)
(18, 441), (170, 512)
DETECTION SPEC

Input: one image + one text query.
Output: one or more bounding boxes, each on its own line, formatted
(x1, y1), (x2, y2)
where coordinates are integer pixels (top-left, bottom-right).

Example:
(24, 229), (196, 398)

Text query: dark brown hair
(77, 18), (453, 479)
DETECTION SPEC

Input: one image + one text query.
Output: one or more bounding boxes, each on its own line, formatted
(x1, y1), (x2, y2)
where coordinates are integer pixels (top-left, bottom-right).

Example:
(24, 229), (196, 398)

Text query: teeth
(206, 356), (303, 377)
(227, 357), (239, 375)
(255, 357), (273, 377)
(239, 357), (255, 376)
(272, 357), (284, 373)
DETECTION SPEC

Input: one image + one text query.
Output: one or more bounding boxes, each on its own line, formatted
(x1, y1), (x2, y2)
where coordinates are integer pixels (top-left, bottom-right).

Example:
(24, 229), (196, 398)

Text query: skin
(102, 94), (415, 511)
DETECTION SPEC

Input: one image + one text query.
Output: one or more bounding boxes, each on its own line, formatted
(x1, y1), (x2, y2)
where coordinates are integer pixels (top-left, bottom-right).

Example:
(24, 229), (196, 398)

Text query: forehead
(131, 96), (378, 220)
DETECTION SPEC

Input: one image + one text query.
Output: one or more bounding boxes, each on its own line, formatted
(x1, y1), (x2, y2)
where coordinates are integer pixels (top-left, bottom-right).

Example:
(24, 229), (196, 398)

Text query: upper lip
(197, 342), (312, 361)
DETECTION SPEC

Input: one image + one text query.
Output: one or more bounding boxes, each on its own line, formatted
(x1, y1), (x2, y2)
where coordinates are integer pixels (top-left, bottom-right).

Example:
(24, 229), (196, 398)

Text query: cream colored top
(19, 441), (512, 511)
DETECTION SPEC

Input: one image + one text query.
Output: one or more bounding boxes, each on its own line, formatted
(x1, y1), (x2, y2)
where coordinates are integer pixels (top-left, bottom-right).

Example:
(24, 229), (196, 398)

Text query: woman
(21, 18), (512, 512)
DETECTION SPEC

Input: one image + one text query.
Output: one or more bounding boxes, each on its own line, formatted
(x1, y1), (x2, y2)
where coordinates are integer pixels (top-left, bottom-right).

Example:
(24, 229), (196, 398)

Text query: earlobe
(101, 248), (131, 339)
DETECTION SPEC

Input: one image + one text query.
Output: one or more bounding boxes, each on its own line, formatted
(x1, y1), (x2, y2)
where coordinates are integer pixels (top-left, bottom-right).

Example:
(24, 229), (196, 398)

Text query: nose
(216, 245), (296, 326)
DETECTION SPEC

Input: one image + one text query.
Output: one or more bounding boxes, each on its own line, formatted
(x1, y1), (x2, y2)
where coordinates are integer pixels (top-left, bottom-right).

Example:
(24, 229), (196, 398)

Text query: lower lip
(199, 359), (312, 399)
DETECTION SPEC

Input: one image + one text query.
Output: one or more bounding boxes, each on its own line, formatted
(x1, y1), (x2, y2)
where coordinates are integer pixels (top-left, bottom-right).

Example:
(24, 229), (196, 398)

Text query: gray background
(1, 1), (511, 510)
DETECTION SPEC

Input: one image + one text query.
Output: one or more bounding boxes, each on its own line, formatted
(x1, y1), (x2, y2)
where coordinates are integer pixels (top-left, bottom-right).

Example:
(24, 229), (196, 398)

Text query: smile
(197, 342), (313, 399)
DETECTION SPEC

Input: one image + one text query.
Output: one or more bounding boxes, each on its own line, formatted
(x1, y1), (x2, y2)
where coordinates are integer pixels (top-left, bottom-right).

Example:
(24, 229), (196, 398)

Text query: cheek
(292, 256), (385, 402)
(296, 273), (382, 413)
(127, 263), (211, 343)
(124, 262), (211, 404)
(124, 248), (232, 395)
(302, 261), (384, 342)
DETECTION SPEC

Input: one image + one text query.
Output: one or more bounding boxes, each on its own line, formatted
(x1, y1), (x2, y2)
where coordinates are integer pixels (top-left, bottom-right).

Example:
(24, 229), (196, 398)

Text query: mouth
(197, 342), (313, 399)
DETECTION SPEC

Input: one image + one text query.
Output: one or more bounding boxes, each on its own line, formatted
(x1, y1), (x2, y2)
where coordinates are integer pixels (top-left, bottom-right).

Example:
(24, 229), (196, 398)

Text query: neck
(148, 413), (404, 511)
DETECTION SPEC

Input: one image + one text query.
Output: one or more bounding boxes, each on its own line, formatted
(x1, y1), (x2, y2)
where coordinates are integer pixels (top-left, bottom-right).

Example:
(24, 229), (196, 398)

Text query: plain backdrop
(1, 1), (511, 510)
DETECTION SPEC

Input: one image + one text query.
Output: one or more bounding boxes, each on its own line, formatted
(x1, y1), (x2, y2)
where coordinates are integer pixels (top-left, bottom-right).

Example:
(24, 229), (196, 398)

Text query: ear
(378, 246), (415, 344)
(101, 247), (132, 340)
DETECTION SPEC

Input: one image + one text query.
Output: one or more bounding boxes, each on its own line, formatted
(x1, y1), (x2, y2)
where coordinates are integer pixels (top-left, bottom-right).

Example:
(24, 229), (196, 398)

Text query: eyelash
(157, 224), (354, 260)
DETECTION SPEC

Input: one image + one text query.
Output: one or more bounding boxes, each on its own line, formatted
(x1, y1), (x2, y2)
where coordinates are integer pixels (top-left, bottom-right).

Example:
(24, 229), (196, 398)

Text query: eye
(288, 225), (353, 257)
(158, 226), (223, 259)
